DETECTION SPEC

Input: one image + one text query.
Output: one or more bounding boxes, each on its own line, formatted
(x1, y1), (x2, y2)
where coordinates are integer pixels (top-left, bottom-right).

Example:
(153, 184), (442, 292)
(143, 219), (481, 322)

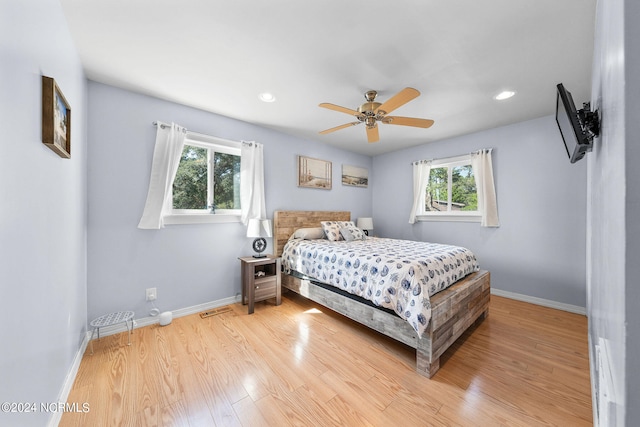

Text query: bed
(273, 210), (490, 378)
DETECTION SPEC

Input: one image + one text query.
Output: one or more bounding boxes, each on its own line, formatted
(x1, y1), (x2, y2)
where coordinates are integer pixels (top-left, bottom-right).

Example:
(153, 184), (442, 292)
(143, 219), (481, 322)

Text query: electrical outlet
(146, 287), (157, 301)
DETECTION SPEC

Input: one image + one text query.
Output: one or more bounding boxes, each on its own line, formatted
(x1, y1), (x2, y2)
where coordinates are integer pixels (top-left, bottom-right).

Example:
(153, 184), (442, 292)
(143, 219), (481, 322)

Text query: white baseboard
(47, 331), (90, 427)
(86, 295), (241, 339)
(491, 288), (586, 315)
(49, 295), (241, 426)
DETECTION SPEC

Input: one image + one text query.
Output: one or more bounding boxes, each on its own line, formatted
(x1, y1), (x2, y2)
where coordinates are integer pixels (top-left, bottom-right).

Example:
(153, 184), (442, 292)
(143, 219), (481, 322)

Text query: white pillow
(289, 227), (326, 240)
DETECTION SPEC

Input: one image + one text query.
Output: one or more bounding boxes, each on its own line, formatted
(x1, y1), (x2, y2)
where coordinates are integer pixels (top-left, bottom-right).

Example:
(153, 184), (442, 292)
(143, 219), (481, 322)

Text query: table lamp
(357, 217), (374, 236)
(247, 218), (273, 258)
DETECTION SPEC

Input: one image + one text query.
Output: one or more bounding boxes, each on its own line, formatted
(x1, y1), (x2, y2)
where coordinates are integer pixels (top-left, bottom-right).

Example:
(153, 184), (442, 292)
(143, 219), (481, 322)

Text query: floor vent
(199, 306), (233, 318)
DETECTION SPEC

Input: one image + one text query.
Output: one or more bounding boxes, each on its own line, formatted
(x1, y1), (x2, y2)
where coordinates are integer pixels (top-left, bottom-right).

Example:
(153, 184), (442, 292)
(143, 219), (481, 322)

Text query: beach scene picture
(54, 92), (68, 150)
(298, 156), (332, 189)
(342, 164), (368, 187)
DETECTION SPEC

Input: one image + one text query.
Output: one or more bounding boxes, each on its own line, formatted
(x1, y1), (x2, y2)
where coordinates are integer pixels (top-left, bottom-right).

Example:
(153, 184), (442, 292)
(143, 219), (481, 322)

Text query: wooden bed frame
(273, 210), (490, 378)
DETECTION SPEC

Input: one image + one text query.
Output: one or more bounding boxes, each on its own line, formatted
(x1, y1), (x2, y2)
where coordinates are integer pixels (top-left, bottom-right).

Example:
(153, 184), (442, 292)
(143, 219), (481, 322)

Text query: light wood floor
(60, 294), (592, 426)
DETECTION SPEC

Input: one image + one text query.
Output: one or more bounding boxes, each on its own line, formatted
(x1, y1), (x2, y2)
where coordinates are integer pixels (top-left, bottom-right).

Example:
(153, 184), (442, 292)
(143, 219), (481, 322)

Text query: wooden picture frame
(42, 76), (71, 158)
(297, 155), (332, 190)
(342, 164), (368, 188)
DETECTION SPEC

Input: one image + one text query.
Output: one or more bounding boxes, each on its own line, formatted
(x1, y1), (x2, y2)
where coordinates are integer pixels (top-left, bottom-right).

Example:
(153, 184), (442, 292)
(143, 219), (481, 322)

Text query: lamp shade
(357, 217), (373, 230)
(246, 218), (273, 238)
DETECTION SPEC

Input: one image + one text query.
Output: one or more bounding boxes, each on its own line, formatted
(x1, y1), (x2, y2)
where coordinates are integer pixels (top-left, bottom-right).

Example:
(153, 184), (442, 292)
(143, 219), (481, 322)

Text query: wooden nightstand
(239, 255), (281, 314)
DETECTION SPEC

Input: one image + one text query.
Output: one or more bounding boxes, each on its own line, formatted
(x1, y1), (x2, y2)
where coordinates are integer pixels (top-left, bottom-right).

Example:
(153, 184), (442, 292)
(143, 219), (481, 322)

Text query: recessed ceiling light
(494, 90), (516, 101)
(259, 92), (276, 102)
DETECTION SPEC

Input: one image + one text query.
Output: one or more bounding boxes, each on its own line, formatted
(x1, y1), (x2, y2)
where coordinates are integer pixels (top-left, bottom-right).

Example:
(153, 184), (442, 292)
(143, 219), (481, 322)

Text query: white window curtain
(240, 141), (266, 225)
(471, 149), (500, 227)
(408, 160), (432, 224)
(137, 122), (186, 229)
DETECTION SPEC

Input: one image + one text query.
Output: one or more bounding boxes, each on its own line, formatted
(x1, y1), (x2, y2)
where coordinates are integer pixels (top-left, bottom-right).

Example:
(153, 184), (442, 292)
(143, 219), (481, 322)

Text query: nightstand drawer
(253, 277), (277, 301)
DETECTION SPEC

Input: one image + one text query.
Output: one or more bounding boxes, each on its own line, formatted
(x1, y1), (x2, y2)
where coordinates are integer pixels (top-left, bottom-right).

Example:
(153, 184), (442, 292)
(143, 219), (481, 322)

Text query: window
(166, 133), (242, 224)
(418, 155), (481, 221)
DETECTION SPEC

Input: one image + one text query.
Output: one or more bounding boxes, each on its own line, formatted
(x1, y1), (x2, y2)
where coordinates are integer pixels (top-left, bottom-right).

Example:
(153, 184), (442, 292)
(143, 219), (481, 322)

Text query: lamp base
(252, 253), (266, 258)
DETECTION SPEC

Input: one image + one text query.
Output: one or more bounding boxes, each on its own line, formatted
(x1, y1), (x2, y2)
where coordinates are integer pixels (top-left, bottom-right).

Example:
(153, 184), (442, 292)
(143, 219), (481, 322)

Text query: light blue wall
(86, 82), (372, 321)
(0, 1), (88, 426)
(588, 0), (640, 424)
(372, 115), (588, 307)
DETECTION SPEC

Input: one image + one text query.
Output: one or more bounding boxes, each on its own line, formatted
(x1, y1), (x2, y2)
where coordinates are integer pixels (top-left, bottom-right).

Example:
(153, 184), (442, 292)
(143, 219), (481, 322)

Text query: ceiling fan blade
(366, 125), (379, 143)
(382, 116), (434, 128)
(319, 103), (361, 116)
(375, 87), (420, 115)
(319, 121), (361, 135)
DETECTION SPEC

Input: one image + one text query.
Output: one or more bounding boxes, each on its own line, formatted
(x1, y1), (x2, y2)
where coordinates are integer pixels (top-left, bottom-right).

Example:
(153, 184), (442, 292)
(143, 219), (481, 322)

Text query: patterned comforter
(281, 237), (479, 337)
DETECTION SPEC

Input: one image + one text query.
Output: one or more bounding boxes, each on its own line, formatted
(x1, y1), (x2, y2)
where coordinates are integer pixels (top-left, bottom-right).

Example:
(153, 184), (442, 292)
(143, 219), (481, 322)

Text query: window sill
(163, 213), (241, 225)
(415, 214), (481, 223)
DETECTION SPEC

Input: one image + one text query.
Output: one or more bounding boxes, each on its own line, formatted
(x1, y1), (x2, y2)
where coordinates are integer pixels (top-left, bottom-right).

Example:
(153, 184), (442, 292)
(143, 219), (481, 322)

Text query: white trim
(416, 214), (481, 223)
(164, 213), (241, 225)
(47, 331), (90, 427)
(491, 288), (587, 315)
(430, 154), (470, 167)
(185, 131), (241, 151)
(171, 209), (240, 215)
(183, 138), (241, 157)
(87, 295), (242, 338)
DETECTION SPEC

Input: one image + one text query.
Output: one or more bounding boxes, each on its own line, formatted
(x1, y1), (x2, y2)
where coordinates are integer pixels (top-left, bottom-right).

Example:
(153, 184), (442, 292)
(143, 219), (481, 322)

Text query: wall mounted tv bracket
(578, 102), (600, 142)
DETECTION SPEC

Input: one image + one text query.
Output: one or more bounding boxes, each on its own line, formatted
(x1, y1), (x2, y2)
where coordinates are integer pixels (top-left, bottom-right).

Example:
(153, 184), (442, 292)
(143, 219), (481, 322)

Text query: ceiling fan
(318, 87), (434, 143)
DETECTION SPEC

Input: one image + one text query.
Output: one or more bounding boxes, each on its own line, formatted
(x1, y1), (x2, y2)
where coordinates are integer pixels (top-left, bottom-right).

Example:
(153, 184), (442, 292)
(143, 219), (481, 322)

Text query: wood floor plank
(288, 384), (347, 427)
(136, 404), (158, 427)
(253, 386), (315, 427)
(381, 391), (448, 427)
(135, 325), (160, 412)
(159, 399), (189, 427)
(232, 396), (271, 427)
(319, 369), (390, 416)
(153, 326), (183, 408)
(60, 295), (592, 426)
(323, 394), (376, 427)
(186, 344), (241, 426)
(59, 384), (92, 427)
(172, 348), (217, 426)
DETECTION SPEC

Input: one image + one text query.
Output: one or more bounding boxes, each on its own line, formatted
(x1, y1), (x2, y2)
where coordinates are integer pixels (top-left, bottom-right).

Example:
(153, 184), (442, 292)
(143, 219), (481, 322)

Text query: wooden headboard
(273, 210), (351, 256)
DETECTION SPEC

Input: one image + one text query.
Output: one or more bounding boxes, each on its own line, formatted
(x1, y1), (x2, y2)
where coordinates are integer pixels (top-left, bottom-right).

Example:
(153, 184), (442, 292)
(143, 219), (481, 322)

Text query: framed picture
(342, 164), (369, 188)
(42, 76), (71, 158)
(298, 156), (332, 189)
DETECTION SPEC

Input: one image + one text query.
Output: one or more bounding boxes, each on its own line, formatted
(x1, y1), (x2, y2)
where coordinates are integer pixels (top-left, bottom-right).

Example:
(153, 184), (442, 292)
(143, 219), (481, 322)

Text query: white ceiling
(60, 0), (596, 156)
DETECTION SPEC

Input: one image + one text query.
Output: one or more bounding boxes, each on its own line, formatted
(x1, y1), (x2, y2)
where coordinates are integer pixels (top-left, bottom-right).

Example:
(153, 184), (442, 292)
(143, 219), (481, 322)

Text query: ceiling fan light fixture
(259, 92), (276, 102)
(494, 90), (516, 101)
(318, 87), (434, 141)
(365, 116), (377, 128)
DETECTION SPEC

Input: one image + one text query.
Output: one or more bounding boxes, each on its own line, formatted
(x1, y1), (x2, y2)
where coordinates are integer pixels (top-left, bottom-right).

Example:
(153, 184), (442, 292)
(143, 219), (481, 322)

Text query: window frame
(416, 154), (481, 223)
(164, 132), (242, 225)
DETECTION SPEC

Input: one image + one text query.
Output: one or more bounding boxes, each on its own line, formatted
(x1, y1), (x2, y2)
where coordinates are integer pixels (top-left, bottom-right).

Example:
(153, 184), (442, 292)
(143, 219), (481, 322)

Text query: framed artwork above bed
(298, 156), (332, 190)
(341, 164), (368, 188)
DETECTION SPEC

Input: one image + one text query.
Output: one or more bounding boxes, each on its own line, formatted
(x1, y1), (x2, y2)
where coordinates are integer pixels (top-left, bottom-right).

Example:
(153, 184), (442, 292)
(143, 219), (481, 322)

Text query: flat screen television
(555, 83), (598, 164)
